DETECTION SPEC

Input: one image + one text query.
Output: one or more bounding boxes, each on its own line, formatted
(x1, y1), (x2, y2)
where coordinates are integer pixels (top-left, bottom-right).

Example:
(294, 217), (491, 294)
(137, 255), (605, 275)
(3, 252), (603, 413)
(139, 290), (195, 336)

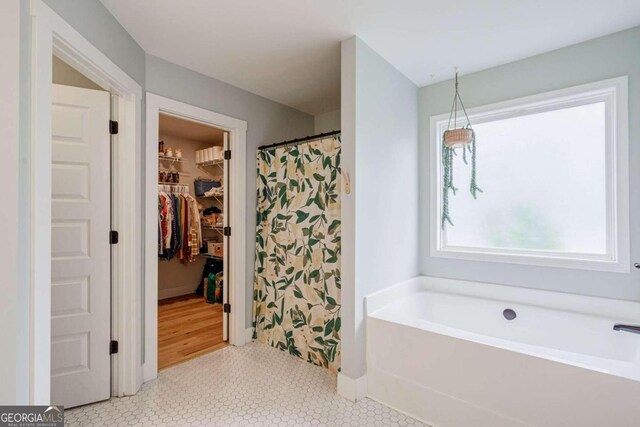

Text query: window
(430, 77), (629, 272)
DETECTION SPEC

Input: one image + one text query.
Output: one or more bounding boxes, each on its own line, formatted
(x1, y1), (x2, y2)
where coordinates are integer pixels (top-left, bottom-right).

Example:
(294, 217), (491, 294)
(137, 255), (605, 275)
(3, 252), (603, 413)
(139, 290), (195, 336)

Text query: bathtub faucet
(613, 324), (640, 335)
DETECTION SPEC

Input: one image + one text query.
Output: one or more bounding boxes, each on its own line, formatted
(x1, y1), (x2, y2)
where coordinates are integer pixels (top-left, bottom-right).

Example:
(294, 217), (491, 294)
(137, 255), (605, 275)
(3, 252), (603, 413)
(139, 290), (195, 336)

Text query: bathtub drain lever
(613, 324), (640, 335)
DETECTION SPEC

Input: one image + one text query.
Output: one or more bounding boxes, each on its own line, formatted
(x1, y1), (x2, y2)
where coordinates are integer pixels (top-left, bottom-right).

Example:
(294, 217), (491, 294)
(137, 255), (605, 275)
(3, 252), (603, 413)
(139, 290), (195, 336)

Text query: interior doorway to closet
(144, 93), (247, 382)
(156, 114), (230, 370)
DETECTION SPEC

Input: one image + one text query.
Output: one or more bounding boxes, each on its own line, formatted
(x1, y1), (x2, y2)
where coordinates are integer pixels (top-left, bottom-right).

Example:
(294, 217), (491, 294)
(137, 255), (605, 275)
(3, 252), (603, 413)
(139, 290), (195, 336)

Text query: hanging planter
(441, 72), (482, 228)
(443, 128), (473, 148)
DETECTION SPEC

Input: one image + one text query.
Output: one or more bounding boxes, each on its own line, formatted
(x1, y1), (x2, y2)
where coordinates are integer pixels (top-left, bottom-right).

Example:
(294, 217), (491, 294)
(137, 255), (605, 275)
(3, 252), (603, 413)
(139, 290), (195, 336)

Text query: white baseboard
(337, 373), (367, 402)
(244, 327), (254, 343)
(158, 284), (197, 300)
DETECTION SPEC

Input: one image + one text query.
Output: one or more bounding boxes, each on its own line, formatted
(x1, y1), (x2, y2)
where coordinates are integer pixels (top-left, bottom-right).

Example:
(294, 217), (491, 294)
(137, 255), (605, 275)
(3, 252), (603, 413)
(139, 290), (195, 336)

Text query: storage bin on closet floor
(207, 241), (224, 258)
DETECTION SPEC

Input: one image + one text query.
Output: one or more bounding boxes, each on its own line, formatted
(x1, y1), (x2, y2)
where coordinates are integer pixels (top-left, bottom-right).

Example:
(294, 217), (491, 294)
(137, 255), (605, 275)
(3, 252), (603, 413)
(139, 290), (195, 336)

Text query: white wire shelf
(196, 160), (224, 176)
(202, 225), (224, 235)
(200, 253), (223, 260)
(159, 169), (191, 176)
(202, 225), (224, 237)
(196, 159), (224, 167)
(158, 155), (187, 163)
(196, 193), (224, 200)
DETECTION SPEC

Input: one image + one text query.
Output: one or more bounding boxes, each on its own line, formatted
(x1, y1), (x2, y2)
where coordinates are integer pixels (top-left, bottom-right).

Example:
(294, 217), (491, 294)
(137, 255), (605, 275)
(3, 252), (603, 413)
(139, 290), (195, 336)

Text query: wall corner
(337, 372), (367, 402)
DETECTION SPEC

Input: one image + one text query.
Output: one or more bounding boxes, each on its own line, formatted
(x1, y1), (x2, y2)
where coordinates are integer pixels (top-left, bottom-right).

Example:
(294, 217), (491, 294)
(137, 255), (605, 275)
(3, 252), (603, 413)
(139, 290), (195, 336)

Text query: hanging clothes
(185, 193), (202, 262)
(252, 136), (342, 373)
(158, 191), (174, 259)
(158, 187), (201, 262)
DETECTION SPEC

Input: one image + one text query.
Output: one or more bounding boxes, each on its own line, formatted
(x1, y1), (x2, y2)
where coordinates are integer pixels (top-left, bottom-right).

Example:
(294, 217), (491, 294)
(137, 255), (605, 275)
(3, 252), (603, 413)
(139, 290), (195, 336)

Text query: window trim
(429, 76), (630, 273)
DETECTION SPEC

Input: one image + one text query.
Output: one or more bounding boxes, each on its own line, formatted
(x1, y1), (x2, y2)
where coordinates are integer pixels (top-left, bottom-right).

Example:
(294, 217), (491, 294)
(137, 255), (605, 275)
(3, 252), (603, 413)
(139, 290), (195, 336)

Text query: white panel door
(51, 84), (111, 408)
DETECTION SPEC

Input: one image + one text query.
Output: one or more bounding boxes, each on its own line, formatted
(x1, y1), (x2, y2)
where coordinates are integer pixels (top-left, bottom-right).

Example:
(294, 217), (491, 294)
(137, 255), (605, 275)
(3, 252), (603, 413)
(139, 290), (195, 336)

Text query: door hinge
(109, 120), (119, 135)
(223, 303), (231, 313)
(223, 226), (231, 236)
(110, 230), (119, 244)
(224, 150), (231, 160)
(110, 340), (119, 355)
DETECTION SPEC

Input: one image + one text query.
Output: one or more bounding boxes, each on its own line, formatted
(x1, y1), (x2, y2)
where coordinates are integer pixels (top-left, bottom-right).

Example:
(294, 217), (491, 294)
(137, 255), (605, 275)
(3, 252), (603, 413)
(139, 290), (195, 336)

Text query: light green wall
(341, 37), (419, 380)
(419, 26), (640, 301)
(314, 109), (341, 134)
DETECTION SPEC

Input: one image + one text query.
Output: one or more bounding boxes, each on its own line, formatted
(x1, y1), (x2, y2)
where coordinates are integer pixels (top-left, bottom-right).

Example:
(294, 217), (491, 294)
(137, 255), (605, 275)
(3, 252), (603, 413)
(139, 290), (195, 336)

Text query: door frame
(144, 93), (248, 382)
(30, 1), (142, 403)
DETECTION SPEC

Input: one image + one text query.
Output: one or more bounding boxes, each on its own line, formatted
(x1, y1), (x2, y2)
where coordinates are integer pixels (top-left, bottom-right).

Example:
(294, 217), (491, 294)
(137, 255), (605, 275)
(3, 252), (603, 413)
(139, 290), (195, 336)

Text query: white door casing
(223, 132), (229, 341)
(50, 84), (111, 408)
(144, 93), (247, 382)
(31, 1), (143, 403)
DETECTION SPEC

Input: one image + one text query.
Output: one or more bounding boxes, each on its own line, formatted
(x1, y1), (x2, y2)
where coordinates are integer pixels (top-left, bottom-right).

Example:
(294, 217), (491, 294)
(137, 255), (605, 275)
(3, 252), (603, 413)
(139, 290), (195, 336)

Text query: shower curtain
(253, 136), (341, 373)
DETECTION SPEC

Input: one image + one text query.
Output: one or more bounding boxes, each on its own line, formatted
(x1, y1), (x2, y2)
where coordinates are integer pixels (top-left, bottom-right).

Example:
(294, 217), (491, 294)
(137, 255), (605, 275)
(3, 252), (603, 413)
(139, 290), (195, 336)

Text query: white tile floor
(66, 342), (427, 426)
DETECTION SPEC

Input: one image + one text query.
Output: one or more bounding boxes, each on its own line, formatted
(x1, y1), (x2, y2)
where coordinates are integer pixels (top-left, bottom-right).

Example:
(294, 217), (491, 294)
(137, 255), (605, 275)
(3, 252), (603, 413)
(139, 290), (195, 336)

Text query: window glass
(443, 102), (607, 255)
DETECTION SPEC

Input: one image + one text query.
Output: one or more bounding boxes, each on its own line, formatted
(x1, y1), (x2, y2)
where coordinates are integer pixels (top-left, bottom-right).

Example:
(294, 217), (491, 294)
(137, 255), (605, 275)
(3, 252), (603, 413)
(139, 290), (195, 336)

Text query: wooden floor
(158, 294), (227, 370)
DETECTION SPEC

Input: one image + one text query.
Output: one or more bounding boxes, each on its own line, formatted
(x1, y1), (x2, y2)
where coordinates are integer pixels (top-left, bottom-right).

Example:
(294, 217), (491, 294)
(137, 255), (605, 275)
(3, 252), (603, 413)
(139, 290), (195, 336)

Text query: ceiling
(159, 113), (224, 143)
(101, 0), (640, 116)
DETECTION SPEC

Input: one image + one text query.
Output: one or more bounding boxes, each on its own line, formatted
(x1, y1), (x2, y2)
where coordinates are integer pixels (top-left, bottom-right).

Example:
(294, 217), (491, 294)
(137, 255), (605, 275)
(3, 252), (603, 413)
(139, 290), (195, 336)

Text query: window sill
(431, 245), (630, 273)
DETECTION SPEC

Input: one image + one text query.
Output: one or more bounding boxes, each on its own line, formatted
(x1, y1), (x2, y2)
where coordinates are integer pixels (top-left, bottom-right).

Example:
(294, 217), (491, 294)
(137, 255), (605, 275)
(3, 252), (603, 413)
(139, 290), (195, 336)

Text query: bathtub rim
(365, 275), (640, 383)
(365, 275), (640, 322)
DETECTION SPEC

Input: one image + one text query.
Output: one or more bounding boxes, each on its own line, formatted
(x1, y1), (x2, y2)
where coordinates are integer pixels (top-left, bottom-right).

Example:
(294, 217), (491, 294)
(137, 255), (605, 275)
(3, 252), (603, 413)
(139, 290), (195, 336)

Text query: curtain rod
(258, 130), (341, 151)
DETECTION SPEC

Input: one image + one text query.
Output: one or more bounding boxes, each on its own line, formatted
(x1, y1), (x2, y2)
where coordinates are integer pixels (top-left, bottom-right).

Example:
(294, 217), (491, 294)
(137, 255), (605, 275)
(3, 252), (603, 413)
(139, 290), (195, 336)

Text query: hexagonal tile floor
(66, 342), (427, 426)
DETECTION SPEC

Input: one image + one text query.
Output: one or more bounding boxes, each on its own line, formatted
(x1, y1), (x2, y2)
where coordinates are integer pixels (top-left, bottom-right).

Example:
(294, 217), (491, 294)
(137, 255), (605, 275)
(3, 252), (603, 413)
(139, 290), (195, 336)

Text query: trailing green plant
(441, 128), (482, 228)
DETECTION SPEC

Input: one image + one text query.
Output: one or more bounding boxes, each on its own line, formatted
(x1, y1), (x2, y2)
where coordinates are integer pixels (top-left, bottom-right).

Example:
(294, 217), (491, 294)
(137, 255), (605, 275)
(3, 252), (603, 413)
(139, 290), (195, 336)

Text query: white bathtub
(366, 276), (640, 427)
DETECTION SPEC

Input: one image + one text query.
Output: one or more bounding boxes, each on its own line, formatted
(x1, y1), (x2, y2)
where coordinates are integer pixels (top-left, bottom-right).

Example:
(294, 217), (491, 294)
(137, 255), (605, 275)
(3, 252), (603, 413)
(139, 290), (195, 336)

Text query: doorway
(31, 1), (143, 404)
(144, 94), (248, 382)
(50, 56), (112, 408)
(156, 114), (230, 369)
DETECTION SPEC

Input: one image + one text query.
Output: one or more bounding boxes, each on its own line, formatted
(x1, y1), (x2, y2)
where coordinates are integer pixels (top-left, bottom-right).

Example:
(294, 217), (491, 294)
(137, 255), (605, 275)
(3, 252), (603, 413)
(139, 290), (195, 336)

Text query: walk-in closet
(157, 113), (229, 369)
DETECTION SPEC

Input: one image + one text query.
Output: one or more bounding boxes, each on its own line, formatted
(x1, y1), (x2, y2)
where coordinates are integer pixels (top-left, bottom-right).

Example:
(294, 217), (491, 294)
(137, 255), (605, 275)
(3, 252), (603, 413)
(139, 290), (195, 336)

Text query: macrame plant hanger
(441, 71), (482, 228)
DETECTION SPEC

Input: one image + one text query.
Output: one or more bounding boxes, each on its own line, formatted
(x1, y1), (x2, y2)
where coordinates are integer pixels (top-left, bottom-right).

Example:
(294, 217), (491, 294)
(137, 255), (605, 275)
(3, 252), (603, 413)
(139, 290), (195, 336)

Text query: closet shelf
(203, 225), (224, 236)
(159, 155), (187, 163)
(158, 182), (187, 186)
(201, 253), (223, 260)
(197, 160), (223, 175)
(159, 168), (191, 175)
(197, 193), (224, 200)
(196, 159), (224, 167)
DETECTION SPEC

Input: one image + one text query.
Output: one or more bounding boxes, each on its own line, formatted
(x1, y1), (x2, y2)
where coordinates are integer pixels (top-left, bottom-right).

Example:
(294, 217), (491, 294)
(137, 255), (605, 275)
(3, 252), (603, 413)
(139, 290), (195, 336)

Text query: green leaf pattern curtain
(253, 137), (341, 373)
